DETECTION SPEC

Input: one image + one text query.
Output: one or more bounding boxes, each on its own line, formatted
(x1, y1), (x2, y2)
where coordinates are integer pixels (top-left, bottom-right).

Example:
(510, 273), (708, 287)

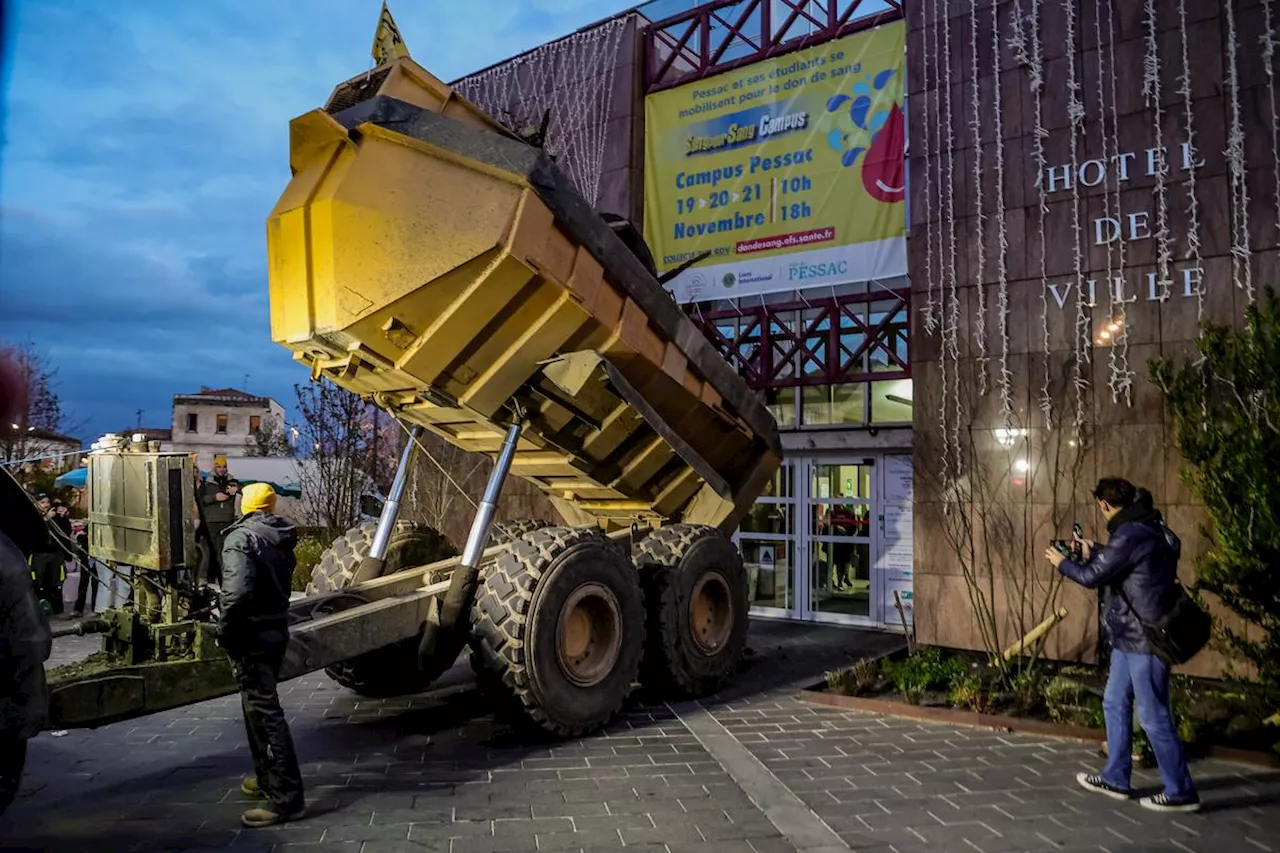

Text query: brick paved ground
(3, 620), (1278, 853)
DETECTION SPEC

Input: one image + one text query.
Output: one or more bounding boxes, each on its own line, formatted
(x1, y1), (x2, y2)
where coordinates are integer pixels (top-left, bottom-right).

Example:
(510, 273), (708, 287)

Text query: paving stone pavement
(3, 621), (1278, 853)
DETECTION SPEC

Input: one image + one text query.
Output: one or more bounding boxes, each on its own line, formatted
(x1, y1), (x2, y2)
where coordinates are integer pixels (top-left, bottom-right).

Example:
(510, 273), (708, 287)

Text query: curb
(797, 686), (1280, 770)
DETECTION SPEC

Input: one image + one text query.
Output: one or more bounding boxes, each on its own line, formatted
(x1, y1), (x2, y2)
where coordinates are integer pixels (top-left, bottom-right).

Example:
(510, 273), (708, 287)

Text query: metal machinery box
(87, 450), (198, 571)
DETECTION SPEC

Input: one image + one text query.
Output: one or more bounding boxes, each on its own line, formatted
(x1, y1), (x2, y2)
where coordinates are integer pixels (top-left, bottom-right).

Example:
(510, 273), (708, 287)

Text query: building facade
(5, 427), (81, 473)
(906, 0), (1273, 677)
(167, 387), (287, 470)
(441, 0), (916, 633)
(638, 0), (915, 631)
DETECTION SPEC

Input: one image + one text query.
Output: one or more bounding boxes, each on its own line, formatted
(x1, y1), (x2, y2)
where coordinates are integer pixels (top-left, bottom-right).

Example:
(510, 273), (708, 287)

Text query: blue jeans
(1101, 649), (1197, 800)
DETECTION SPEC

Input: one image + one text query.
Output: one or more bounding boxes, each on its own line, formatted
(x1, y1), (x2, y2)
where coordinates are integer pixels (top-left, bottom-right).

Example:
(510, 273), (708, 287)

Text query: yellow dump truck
(40, 48), (780, 740)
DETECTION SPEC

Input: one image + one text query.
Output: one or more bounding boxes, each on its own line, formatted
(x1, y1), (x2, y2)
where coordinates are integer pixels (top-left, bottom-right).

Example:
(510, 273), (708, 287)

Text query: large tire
(307, 520), (458, 697)
(470, 526), (645, 737)
(467, 519), (548, 706)
(635, 524), (749, 698)
(486, 518), (550, 548)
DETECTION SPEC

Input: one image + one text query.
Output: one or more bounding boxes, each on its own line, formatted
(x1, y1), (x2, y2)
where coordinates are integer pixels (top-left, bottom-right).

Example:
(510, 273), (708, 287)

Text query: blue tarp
(54, 466), (302, 498)
(54, 467), (87, 488)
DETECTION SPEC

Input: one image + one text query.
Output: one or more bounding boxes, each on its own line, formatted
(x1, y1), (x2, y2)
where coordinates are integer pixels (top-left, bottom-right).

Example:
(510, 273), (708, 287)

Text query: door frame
(740, 452), (914, 632)
(797, 455), (878, 627)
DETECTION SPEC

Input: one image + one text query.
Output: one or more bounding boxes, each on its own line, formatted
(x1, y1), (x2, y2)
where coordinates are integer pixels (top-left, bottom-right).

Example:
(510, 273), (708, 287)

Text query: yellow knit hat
(240, 482), (277, 515)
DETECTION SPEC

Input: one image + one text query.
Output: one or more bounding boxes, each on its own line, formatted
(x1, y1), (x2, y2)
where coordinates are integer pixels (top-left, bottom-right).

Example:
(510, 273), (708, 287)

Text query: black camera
(1050, 521), (1086, 561)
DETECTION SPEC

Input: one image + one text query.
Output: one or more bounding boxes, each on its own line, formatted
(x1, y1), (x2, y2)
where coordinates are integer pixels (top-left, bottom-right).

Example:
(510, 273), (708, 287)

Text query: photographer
(1044, 477), (1199, 814)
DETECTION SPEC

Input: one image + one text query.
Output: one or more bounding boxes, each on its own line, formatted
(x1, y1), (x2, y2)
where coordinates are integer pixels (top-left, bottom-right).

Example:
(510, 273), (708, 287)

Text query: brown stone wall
(907, 0), (1276, 678)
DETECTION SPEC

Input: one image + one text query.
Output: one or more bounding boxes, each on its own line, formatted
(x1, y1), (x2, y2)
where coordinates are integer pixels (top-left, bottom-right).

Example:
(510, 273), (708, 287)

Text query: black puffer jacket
(0, 530), (51, 738)
(217, 512), (297, 653)
(1057, 490), (1182, 655)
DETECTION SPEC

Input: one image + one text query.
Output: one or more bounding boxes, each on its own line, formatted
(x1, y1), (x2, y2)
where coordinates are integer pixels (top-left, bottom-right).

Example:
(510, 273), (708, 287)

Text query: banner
(643, 21), (907, 304)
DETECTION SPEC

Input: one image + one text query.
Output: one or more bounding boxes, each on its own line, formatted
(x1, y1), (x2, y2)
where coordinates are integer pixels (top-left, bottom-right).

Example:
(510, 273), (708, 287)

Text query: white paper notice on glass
(884, 455), (914, 504)
(881, 504), (914, 571)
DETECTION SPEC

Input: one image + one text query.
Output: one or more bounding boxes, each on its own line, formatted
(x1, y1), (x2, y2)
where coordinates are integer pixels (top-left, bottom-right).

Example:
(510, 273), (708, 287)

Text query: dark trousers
(230, 644), (305, 812)
(0, 731), (28, 816)
(74, 561), (98, 614)
(31, 553), (64, 614)
(206, 522), (231, 585)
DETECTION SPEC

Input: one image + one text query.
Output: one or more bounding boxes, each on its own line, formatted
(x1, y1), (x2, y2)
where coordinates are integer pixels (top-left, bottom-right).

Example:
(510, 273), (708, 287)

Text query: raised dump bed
(266, 57), (782, 535)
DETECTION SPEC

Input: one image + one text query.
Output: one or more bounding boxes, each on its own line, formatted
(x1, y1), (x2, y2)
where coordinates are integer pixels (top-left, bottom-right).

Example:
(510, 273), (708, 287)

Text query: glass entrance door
(736, 453), (914, 629)
(738, 461), (796, 616)
(803, 461), (875, 622)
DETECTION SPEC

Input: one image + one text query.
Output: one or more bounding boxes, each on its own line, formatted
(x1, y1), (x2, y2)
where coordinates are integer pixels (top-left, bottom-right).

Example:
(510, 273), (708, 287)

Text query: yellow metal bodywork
(267, 59), (780, 533)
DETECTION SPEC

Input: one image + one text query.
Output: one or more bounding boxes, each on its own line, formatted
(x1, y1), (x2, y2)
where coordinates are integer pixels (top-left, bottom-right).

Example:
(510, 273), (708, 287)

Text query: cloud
(0, 0), (638, 442)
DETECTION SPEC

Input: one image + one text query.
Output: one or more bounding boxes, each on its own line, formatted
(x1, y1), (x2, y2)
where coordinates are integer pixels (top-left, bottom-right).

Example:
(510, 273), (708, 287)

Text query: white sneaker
(1139, 793), (1202, 813)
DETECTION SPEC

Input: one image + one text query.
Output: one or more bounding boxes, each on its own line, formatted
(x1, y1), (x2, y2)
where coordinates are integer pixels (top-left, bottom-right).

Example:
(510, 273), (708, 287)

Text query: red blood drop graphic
(861, 102), (905, 204)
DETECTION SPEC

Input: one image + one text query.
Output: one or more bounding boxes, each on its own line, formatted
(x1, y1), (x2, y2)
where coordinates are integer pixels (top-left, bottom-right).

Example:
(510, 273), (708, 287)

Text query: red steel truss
(643, 0), (904, 93)
(686, 288), (910, 390)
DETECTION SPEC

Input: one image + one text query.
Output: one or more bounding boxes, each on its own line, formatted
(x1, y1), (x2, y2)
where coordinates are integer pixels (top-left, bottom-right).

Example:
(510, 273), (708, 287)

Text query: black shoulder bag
(1112, 523), (1211, 665)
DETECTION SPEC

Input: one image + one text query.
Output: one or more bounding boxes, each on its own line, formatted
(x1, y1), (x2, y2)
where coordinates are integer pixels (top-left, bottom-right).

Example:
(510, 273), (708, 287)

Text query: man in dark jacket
(1045, 477), (1199, 813)
(217, 482), (306, 828)
(201, 457), (239, 573)
(30, 494), (68, 615)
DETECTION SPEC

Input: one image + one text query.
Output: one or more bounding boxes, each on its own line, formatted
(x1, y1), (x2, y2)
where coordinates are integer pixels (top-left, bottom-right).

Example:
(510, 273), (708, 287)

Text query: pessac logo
(823, 67), (905, 204)
(788, 260), (848, 281)
(688, 272), (708, 299)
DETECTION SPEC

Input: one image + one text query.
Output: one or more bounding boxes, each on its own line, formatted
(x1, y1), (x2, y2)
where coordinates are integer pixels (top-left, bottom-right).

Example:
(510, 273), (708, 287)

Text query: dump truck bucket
(266, 66), (780, 533)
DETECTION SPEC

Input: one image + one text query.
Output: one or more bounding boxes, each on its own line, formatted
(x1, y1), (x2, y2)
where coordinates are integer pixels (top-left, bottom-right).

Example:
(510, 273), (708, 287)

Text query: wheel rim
(556, 581), (623, 687)
(690, 570), (734, 655)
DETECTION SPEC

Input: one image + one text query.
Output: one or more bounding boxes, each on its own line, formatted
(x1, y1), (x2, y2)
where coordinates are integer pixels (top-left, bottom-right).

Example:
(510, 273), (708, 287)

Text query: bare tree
(293, 380), (386, 538)
(0, 340), (83, 464)
(244, 414), (295, 458)
(402, 430), (487, 545)
(920, 355), (1091, 686)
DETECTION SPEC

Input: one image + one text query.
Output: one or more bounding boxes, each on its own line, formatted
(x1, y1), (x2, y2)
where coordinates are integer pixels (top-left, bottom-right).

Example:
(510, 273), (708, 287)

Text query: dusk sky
(0, 0), (638, 443)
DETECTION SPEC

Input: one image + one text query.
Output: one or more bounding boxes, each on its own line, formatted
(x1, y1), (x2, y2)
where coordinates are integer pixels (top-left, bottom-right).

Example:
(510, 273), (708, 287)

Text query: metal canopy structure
(642, 0), (904, 93)
(688, 288), (910, 390)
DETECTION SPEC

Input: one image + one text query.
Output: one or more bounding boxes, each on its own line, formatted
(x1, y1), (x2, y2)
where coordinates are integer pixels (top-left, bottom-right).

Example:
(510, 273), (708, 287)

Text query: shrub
(948, 672), (991, 713)
(292, 535), (327, 592)
(882, 646), (966, 704)
(1009, 668), (1043, 715)
(825, 657), (880, 696)
(1151, 288), (1280, 696)
(1043, 674), (1103, 728)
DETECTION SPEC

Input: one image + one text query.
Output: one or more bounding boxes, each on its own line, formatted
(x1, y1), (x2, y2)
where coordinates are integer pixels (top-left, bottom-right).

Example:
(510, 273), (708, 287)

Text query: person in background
(29, 495), (66, 615)
(200, 456), (239, 581)
(217, 482), (306, 828)
(1045, 477), (1200, 813)
(70, 522), (96, 618)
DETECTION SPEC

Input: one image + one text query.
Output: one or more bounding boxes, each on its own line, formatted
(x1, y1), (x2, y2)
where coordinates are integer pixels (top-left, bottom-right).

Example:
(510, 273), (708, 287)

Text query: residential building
(4, 426), (82, 473)
(167, 387), (287, 469)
